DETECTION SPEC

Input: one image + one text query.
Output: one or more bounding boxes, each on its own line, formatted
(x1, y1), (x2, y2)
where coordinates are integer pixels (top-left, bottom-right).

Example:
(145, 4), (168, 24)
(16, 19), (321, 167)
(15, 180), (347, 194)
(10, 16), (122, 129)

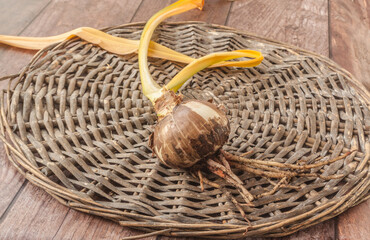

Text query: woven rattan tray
(0, 22), (369, 239)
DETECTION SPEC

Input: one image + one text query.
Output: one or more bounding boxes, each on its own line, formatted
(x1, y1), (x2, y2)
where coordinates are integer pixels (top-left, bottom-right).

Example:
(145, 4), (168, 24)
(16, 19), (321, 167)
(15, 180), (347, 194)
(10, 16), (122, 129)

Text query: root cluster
(192, 150), (351, 224)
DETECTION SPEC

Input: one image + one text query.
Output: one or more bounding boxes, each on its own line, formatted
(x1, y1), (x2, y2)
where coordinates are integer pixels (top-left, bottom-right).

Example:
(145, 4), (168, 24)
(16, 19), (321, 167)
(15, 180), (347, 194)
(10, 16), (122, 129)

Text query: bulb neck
(154, 90), (183, 120)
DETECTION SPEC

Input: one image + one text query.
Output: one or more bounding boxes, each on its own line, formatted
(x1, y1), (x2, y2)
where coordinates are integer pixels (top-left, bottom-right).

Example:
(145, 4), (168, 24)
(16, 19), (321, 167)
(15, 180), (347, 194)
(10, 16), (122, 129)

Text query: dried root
(191, 171), (251, 225)
(193, 150), (351, 224)
(207, 158), (254, 205)
(255, 177), (288, 199)
(223, 150), (350, 181)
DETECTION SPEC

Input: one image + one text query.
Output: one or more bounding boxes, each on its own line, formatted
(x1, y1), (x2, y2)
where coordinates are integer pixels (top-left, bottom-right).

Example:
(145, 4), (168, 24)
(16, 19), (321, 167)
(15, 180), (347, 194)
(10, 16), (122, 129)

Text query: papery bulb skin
(150, 92), (230, 168)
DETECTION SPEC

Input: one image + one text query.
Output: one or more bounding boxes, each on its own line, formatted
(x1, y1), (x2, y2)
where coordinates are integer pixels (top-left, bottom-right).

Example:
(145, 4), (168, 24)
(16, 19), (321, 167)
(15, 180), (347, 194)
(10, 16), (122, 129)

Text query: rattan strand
(0, 22), (369, 239)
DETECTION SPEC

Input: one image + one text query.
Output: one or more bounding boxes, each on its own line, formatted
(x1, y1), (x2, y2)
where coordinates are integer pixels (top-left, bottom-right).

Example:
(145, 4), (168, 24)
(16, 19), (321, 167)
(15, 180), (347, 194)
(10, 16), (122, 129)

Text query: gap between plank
(334, 215), (339, 240)
(224, 0), (234, 26)
(0, 0), (52, 223)
(14, 0), (52, 36)
(130, 0), (144, 23)
(328, 0), (332, 58)
(51, 208), (71, 240)
(0, 181), (28, 224)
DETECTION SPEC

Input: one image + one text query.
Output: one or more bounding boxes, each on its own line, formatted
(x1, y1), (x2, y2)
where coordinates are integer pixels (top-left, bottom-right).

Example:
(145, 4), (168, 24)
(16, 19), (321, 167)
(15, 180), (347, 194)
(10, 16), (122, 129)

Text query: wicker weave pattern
(0, 22), (369, 238)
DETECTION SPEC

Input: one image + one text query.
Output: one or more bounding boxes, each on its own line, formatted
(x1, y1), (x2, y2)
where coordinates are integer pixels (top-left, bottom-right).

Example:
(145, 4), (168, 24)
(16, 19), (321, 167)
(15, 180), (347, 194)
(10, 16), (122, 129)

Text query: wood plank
(280, 219), (335, 240)
(329, 0), (370, 89)
(51, 208), (156, 240)
(330, 1), (370, 238)
(0, 144), (26, 218)
(21, 0), (142, 36)
(337, 200), (370, 240)
(0, 0), (51, 35)
(0, 48), (36, 78)
(0, 0), (51, 218)
(0, 184), (70, 239)
(0, 0), (143, 77)
(226, 0), (329, 56)
(0, 0), (51, 75)
(0, 0), (50, 78)
(131, 0), (232, 24)
(0, 0), (143, 239)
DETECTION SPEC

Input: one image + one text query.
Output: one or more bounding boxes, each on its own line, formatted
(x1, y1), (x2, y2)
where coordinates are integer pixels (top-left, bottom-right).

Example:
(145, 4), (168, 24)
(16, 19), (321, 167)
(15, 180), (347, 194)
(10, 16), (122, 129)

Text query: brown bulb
(149, 95), (230, 169)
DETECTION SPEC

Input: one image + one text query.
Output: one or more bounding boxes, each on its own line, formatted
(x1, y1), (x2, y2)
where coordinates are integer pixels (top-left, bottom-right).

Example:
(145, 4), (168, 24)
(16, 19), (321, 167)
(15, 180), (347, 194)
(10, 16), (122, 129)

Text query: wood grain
(0, 0), (50, 35)
(0, 0), (143, 77)
(0, 0), (51, 84)
(0, 144), (26, 218)
(337, 200), (370, 240)
(329, 0), (370, 89)
(21, 0), (143, 36)
(0, 0), (51, 78)
(51, 208), (155, 240)
(281, 219), (335, 240)
(0, 0), (51, 219)
(226, 0), (329, 56)
(0, 183), (70, 239)
(331, 0), (370, 238)
(132, 0), (232, 24)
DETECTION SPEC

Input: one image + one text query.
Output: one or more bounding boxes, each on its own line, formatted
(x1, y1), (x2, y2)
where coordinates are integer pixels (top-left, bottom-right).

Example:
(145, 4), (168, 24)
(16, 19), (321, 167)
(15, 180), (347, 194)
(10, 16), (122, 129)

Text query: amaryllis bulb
(149, 91), (230, 168)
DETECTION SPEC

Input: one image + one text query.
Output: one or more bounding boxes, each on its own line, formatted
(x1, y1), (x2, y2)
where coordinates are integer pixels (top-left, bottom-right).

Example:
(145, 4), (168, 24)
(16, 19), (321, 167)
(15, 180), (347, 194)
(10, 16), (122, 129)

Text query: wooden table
(0, 0), (369, 239)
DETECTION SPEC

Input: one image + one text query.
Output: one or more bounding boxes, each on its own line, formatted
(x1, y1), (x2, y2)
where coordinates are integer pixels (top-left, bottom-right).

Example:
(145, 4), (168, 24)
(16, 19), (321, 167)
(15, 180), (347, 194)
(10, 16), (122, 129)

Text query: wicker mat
(0, 22), (369, 239)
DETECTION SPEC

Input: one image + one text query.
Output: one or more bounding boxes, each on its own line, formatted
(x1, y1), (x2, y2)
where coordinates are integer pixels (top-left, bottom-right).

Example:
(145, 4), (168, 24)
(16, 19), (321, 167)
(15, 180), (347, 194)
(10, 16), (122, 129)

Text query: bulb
(149, 92), (230, 168)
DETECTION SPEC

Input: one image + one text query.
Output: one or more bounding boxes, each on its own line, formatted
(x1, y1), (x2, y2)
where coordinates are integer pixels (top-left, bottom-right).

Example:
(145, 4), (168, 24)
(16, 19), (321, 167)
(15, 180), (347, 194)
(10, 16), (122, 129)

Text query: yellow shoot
(138, 0), (204, 103)
(0, 27), (194, 64)
(166, 50), (263, 92)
